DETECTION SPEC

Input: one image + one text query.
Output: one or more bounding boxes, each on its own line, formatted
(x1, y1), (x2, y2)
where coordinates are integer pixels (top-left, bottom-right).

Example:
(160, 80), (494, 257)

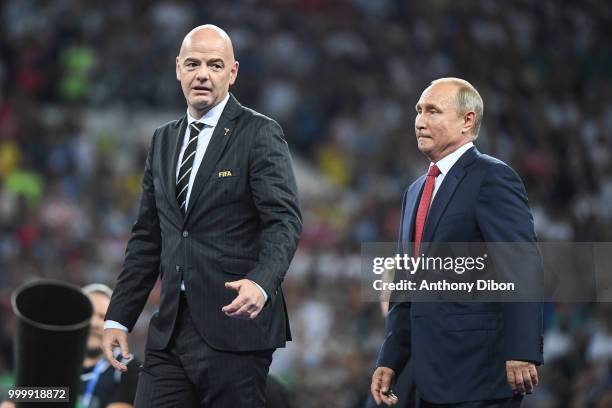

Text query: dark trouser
(134, 293), (273, 408)
(419, 395), (523, 408)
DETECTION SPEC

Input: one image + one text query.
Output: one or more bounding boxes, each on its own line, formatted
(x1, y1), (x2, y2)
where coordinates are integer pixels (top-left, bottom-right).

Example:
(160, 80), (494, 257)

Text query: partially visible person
(80, 283), (140, 408)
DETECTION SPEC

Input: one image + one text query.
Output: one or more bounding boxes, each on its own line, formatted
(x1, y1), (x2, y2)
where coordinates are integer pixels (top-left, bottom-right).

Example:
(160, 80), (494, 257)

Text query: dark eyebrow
(207, 58), (225, 65)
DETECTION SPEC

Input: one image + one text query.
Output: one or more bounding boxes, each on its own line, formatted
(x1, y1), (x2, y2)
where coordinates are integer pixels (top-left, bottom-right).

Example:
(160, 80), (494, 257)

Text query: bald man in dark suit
(102, 25), (301, 408)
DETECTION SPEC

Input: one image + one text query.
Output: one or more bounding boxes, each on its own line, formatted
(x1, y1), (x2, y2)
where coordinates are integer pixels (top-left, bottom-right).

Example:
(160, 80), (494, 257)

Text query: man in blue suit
(370, 78), (543, 407)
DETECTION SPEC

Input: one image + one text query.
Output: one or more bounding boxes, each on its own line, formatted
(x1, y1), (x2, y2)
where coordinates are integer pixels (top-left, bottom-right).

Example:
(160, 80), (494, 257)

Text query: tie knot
(427, 164), (441, 177)
(190, 121), (205, 134)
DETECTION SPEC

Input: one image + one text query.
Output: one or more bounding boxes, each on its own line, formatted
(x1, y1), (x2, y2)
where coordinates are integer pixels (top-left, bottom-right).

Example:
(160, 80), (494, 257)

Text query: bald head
(179, 25), (235, 62)
(176, 24), (239, 118)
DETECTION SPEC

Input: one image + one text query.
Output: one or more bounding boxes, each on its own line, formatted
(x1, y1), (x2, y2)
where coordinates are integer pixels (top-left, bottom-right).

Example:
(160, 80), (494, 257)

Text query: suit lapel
(161, 115), (187, 217)
(183, 95), (242, 223)
(401, 175), (426, 254)
(421, 147), (479, 245)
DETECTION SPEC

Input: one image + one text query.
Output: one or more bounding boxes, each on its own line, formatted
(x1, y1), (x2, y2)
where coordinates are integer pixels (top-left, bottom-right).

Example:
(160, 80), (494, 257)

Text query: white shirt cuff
(251, 281), (268, 302)
(104, 320), (129, 332)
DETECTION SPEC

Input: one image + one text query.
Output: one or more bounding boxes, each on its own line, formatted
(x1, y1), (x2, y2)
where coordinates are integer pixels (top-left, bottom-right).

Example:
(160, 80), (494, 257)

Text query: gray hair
(431, 77), (484, 138)
(82, 283), (113, 299)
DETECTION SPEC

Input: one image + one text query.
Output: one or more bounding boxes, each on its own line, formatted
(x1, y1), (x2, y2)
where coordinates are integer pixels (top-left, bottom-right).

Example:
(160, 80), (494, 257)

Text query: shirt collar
(187, 93), (230, 128)
(430, 142), (474, 176)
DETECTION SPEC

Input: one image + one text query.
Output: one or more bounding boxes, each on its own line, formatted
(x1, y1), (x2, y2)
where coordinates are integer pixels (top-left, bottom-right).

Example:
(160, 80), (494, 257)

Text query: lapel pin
(224, 128), (230, 136)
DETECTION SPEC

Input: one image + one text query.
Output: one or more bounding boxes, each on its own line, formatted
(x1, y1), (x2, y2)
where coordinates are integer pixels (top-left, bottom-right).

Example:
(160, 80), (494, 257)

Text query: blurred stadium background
(1, 0), (612, 407)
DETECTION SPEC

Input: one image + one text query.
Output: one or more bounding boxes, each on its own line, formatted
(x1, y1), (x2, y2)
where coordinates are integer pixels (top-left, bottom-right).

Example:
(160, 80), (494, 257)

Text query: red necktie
(413, 164), (441, 257)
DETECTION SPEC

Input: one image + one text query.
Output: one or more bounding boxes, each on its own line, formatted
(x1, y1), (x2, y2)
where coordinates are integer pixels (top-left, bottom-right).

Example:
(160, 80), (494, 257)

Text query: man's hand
(222, 279), (265, 320)
(101, 328), (131, 372)
(371, 366), (398, 406)
(506, 360), (538, 395)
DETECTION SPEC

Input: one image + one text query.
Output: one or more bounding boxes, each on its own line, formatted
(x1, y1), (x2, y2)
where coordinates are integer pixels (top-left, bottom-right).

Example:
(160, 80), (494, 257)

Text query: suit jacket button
(182, 231), (189, 238)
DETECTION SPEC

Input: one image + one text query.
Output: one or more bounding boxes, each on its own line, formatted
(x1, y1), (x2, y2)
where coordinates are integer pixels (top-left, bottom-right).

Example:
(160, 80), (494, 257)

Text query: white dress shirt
(430, 142), (474, 200)
(105, 94), (267, 332)
(176, 94), (230, 211)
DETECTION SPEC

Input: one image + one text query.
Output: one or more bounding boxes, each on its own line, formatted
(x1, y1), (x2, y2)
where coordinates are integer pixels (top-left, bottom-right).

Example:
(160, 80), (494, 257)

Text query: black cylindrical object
(11, 280), (92, 408)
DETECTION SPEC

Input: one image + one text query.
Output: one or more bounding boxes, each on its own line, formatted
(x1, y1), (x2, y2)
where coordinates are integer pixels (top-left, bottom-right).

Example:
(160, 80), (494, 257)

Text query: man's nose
(195, 65), (210, 82)
(415, 115), (426, 130)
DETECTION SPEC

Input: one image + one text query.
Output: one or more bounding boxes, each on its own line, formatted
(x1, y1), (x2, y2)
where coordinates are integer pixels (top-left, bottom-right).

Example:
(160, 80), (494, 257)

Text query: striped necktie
(176, 121), (204, 213)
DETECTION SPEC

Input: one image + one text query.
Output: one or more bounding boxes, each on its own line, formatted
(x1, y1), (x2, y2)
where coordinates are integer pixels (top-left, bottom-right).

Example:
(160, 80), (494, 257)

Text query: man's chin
(189, 97), (214, 112)
(416, 142), (431, 155)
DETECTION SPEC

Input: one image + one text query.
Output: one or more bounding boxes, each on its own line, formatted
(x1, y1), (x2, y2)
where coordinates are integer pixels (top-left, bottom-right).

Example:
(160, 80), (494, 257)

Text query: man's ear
(462, 111), (476, 134)
(229, 61), (239, 86)
(176, 56), (181, 81)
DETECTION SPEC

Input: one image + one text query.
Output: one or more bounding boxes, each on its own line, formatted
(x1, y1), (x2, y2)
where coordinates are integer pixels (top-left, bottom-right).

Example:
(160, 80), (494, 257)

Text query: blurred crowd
(1, 0), (611, 406)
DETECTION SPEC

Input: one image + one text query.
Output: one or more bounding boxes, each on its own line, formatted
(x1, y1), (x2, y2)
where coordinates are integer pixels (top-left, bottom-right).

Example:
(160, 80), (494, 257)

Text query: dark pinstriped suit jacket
(105, 94), (302, 352)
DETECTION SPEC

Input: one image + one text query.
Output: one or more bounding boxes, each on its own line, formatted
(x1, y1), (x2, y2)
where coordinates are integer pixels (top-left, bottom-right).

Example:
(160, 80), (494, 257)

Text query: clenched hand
(371, 366), (398, 406)
(506, 360), (538, 395)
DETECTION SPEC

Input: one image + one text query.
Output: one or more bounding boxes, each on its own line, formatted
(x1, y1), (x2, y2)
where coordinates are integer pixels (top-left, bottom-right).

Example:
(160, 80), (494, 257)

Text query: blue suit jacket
(376, 146), (543, 404)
